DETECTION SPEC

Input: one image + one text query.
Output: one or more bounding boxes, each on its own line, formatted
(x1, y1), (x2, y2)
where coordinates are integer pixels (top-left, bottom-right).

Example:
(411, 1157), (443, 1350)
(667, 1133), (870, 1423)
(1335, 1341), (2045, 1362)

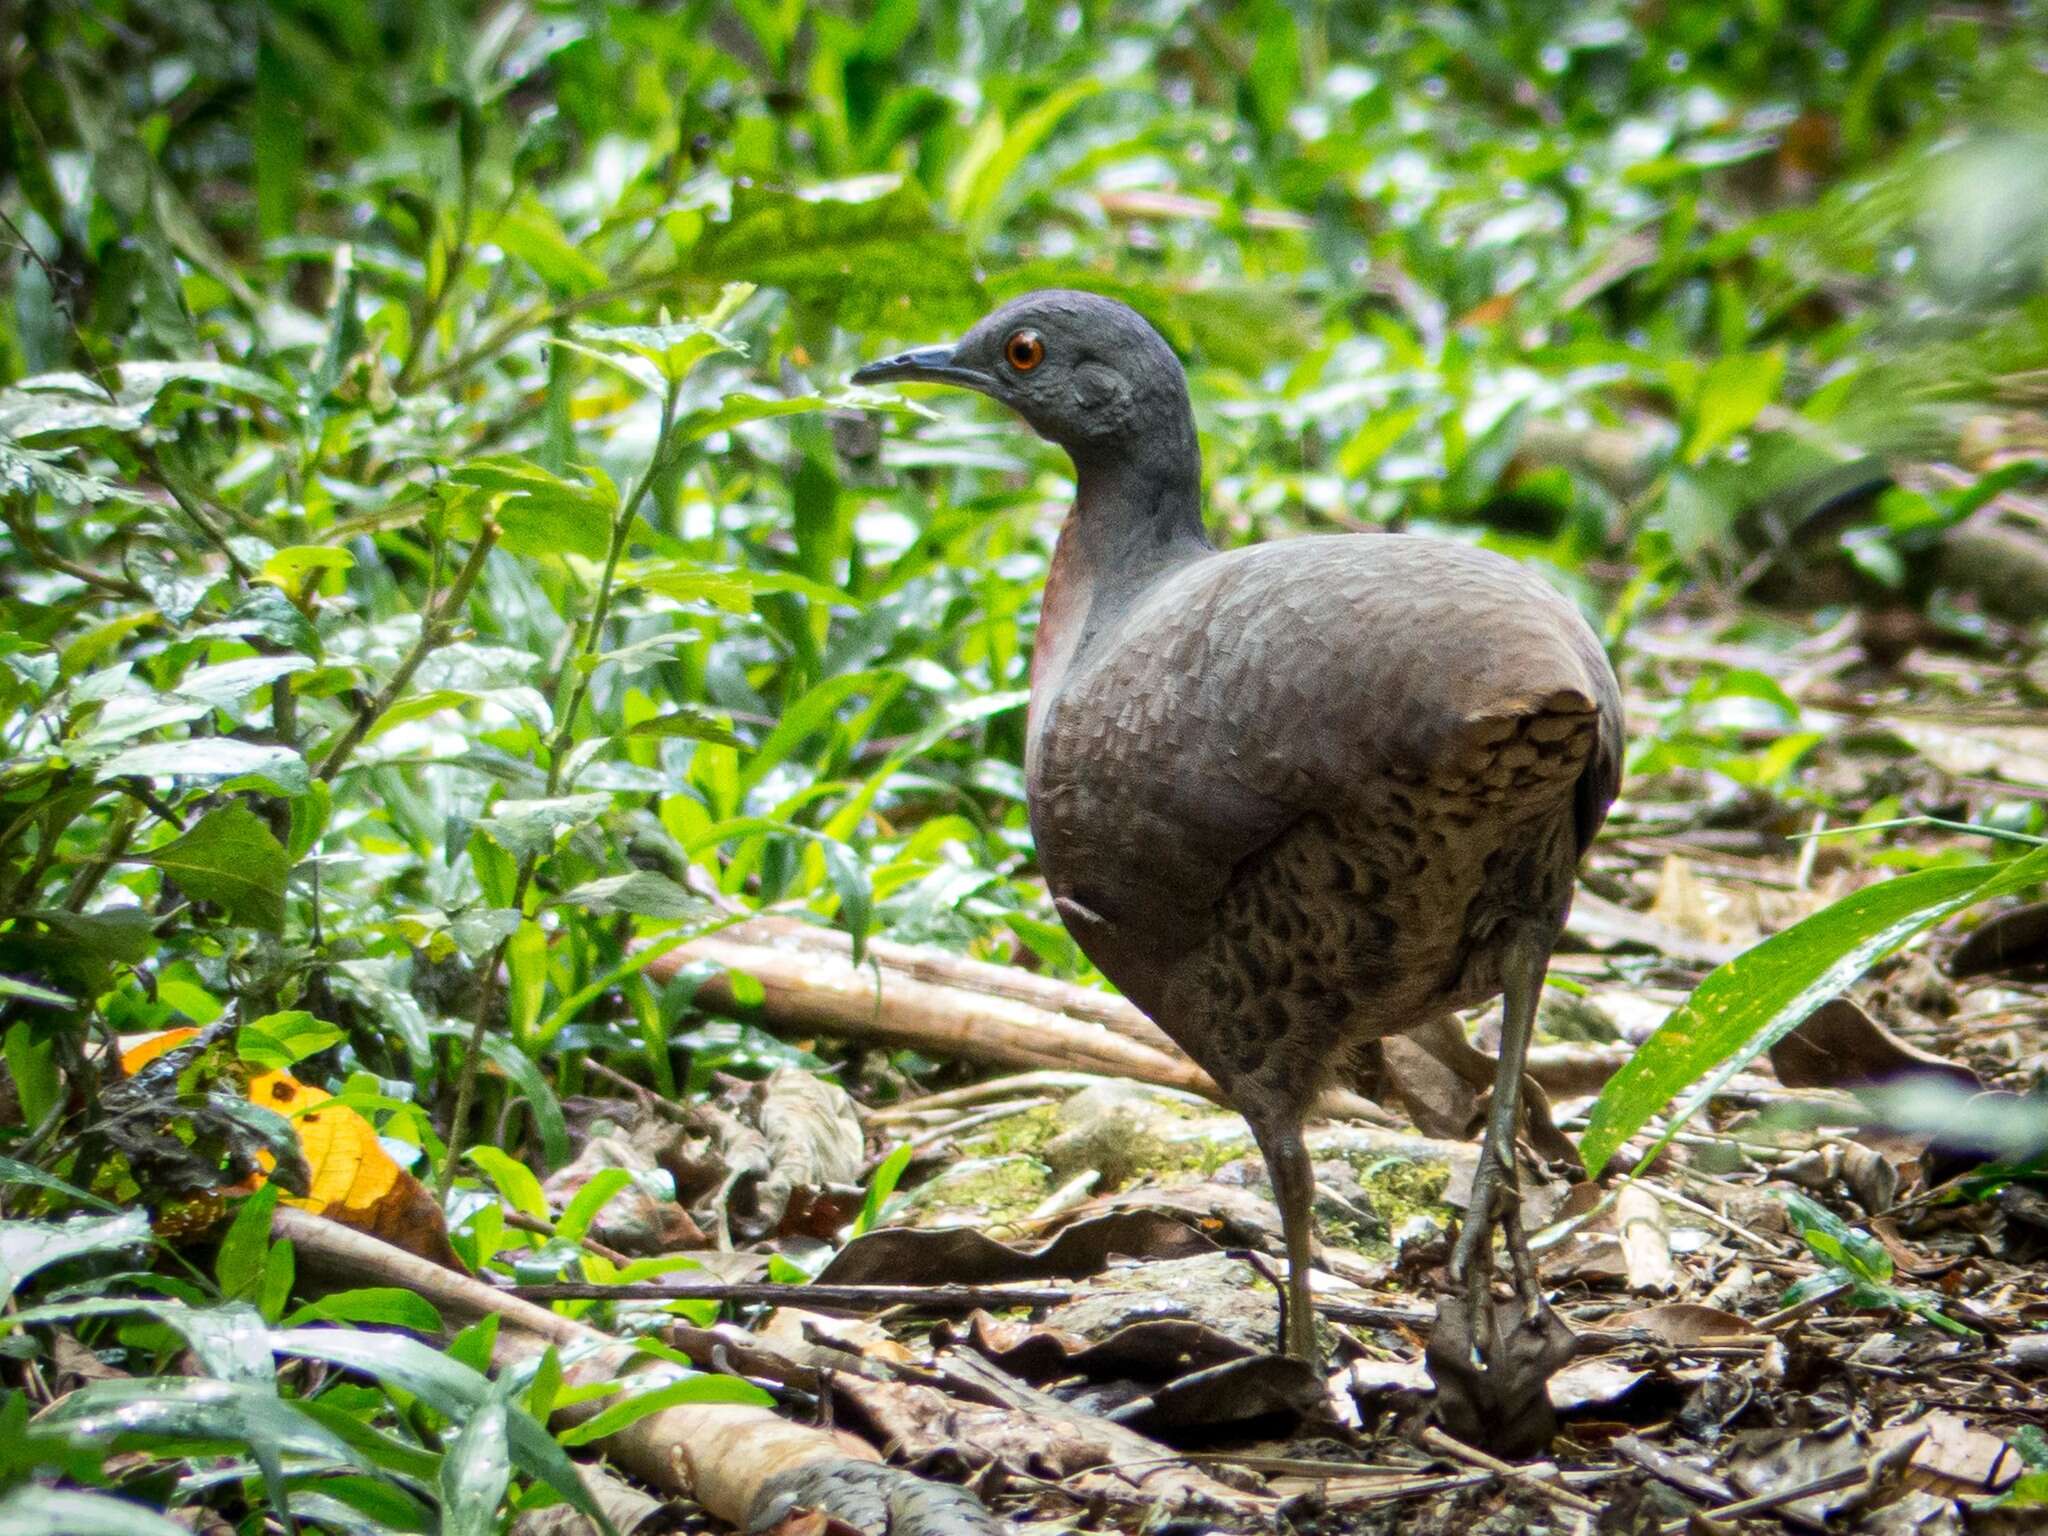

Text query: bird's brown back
(1027, 533), (1621, 1092)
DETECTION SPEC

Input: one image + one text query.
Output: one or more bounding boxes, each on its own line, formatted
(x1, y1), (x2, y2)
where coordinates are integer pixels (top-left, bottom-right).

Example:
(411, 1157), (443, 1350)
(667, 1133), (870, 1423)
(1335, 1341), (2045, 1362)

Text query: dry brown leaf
(1607, 1302), (1760, 1347)
(1770, 997), (1981, 1096)
(1889, 719), (2048, 786)
(1877, 1412), (2023, 1499)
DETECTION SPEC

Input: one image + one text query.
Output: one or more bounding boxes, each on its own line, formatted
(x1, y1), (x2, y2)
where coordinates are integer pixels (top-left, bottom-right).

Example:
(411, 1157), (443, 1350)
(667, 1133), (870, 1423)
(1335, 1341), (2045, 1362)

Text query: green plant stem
(60, 801), (141, 913)
(146, 449), (254, 584)
(437, 380), (682, 1205)
(1, 502), (149, 599)
(417, 266), (690, 390)
(397, 161), (476, 392)
(315, 524), (501, 783)
(1794, 815), (2048, 848)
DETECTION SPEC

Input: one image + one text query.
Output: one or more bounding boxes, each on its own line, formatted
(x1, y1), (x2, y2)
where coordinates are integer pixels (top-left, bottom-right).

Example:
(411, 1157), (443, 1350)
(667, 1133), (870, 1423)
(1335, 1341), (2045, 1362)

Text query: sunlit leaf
(1582, 846), (2048, 1176)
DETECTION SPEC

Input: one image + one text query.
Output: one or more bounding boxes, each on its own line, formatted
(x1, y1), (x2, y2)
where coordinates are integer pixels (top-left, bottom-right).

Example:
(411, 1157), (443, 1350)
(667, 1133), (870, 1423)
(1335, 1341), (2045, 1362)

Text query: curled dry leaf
(830, 1370), (1262, 1515)
(1616, 1183), (1677, 1294)
(1102, 1353), (1328, 1438)
(1769, 997), (1982, 1096)
(1949, 898), (2048, 980)
(1605, 1302), (1760, 1347)
(962, 1309), (1255, 1383)
(1878, 1412), (2024, 1500)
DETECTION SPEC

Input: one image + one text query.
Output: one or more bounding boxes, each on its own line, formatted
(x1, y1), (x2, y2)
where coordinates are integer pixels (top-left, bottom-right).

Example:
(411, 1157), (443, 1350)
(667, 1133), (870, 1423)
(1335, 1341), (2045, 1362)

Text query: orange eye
(1005, 329), (1045, 371)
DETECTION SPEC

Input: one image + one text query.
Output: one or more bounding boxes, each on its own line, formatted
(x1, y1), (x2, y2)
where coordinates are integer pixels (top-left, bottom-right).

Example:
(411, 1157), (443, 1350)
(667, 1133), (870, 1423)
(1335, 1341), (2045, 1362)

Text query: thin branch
(315, 523), (501, 783)
(437, 378), (683, 1202)
(417, 265), (693, 390)
(1, 503), (149, 599)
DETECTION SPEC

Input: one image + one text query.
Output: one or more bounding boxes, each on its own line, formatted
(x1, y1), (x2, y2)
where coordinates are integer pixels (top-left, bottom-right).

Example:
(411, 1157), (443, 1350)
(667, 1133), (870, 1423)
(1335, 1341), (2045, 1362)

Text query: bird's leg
(1425, 927), (1576, 1457)
(1257, 1121), (1322, 1365)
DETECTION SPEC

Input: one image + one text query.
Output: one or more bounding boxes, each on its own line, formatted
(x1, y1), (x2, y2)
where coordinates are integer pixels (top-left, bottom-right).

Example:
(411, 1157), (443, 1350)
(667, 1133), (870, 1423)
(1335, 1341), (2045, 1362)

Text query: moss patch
(900, 1152), (1050, 1225)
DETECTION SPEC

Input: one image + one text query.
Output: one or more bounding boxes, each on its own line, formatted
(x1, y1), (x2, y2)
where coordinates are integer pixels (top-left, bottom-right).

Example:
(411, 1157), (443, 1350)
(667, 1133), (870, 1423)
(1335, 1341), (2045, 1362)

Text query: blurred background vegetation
(7, 0), (2048, 1530)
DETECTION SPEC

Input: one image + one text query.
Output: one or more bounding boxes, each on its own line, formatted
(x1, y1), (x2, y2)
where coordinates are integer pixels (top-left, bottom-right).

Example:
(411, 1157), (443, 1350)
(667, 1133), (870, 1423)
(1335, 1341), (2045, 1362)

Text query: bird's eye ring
(1005, 330), (1045, 371)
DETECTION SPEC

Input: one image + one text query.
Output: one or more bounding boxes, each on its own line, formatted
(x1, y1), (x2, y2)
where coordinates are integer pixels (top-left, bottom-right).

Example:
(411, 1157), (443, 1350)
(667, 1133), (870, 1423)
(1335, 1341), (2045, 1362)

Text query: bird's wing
(1028, 535), (1622, 986)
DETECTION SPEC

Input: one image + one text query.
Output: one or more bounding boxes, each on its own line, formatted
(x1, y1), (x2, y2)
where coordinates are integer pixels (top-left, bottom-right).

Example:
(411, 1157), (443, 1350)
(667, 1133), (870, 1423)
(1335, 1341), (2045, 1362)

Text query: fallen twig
(637, 922), (1631, 1108)
(510, 1278), (1078, 1311)
(1419, 1426), (1604, 1517)
(273, 1207), (1001, 1534)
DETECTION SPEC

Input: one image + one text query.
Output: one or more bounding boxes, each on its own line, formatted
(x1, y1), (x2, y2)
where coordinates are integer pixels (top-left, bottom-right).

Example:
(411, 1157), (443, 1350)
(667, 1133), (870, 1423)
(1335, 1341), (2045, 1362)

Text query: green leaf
(283, 1287), (444, 1334)
(949, 81), (1102, 247)
(439, 1390), (513, 1536)
(478, 1033), (570, 1164)
(37, 1376), (347, 1515)
(99, 739), (309, 798)
(126, 803), (292, 933)
(268, 1328), (608, 1530)
(237, 1010), (345, 1070)
(491, 198), (607, 296)
(0, 1154), (119, 1211)
(195, 585), (323, 658)
(1779, 1272), (1849, 1309)
(450, 457), (617, 561)
(4, 1020), (59, 1127)
(468, 1145), (548, 1222)
(0, 440), (141, 506)
(0, 1487), (195, 1536)
(817, 836), (873, 962)
(173, 656), (315, 713)
(217, 1184), (281, 1301)
(0, 974), (75, 1007)
(0, 1210), (151, 1305)
(851, 1142), (912, 1239)
(9, 1297), (273, 1383)
(559, 871), (711, 921)
(620, 558), (850, 614)
(566, 311), (743, 386)
(506, 919), (549, 1044)
(1582, 846), (2048, 1177)
(474, 793), (611, 861)
(689, 178), (983, 331)
(555, 1168), (633, 1244)
(1245, 0), (1300, 139)
(678, 391), (828, 444)
(1684, 348), (1786, 462)
(555, 1371), (774, 1445)
(623, 707), (744, 747)
(259, 544), (353, 594)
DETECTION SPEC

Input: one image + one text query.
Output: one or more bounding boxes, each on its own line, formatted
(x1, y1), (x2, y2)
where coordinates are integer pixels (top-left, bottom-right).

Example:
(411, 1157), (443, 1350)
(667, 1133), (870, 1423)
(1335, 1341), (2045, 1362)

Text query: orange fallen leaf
(120, 1028), (459, 1268)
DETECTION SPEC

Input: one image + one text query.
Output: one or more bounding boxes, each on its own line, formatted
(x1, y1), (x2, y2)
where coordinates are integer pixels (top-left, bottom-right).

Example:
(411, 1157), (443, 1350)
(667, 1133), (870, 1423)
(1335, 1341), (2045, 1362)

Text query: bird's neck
(1028, 418), (1212, 740)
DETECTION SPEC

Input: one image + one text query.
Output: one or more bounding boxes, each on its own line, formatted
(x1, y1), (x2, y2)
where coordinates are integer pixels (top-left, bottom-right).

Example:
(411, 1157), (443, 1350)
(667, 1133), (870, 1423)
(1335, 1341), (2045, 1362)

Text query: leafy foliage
(6, 0), (2048, 1530)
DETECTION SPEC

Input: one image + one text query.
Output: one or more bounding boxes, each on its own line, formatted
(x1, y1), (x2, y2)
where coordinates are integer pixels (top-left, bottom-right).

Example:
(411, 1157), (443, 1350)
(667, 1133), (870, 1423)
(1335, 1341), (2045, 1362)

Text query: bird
(852, 291), (1623, 1455)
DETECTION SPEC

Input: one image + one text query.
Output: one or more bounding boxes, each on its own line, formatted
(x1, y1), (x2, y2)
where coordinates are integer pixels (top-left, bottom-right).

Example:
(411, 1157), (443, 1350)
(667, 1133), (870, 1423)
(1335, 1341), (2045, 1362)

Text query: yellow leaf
(119, 1029), (458, 1267)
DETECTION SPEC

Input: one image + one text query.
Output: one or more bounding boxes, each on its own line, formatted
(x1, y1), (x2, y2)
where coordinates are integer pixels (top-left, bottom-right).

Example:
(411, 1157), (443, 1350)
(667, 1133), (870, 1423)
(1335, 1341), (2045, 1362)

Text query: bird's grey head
(851, 290), (1191, 461)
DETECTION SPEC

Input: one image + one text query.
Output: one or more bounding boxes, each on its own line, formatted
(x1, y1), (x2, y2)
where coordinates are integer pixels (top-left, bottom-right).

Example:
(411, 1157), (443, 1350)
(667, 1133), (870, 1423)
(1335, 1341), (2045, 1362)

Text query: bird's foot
(1425, 1184), (1575, 1457)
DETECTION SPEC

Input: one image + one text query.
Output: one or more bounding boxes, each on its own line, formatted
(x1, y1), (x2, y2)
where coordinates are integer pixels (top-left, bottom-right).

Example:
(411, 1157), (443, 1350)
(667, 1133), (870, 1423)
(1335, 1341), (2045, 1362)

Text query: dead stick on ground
(270, 1208), (1000, 1535)
(645, 930), (1219, 1095)
(1419, 1427), (1604, 1517)
(1657, 1464), (1869, 1535)
(635, 927), (1625, 1108)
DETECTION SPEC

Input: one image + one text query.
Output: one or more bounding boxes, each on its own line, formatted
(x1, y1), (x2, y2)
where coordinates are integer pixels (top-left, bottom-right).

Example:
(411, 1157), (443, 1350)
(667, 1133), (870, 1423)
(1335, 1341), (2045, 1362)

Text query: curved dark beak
(850, 343), (992, 390)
